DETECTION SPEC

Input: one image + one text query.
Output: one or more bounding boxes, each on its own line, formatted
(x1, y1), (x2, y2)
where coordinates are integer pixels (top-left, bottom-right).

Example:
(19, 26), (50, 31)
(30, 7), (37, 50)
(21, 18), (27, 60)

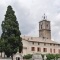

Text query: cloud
(0, 0), (60, 42)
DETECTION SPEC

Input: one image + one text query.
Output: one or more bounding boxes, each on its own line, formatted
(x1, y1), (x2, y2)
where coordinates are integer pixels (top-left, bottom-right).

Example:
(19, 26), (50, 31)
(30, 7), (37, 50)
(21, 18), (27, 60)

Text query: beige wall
(22, 39), (60, 56)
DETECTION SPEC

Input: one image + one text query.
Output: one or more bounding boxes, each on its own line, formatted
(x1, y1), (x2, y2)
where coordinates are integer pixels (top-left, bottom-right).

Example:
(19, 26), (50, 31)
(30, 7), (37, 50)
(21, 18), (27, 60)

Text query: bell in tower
(39, 14), (51, 39)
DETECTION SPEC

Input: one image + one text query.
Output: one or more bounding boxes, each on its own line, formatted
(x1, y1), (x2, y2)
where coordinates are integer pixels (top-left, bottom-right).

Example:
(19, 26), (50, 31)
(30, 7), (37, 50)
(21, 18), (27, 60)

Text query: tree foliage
(0, 38), (5, 57)
(1, 5), (23, 57)
(46, 54), (60, 60)
(0, 38), (4, 52)
(46, 54), (55, 60)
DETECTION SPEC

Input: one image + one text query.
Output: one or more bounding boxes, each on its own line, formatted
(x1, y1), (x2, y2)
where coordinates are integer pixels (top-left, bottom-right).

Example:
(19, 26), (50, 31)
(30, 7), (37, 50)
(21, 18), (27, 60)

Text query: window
(58, 49), (60, 54)
(44, 43), (46, 46)
(41, 25), (42, 29)
(38, 42), (40, 45)
(47, 24), (48, 27)
(37, 47), (41, 52)
(58, 44), (60, 46)
(53, 49), (55, 53)
(53, 44), (55, 46)
(50, 48), (52, 53)
(50, 43), (52, 46)
(31, 47), (35, 51)
(32, 42), (34, 45)
(43, 48), (47, 52)
(43, 37), (45, 39)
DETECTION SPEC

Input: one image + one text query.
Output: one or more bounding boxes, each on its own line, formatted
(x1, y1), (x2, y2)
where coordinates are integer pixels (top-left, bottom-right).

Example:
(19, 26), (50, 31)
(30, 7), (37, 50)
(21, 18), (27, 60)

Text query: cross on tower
(42, 13), (47, 20)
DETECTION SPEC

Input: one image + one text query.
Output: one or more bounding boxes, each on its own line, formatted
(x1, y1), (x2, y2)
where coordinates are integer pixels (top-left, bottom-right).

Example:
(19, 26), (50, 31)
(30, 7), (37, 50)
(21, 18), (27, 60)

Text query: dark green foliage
(55, 54), (60, 60)
(23, 54), (32, 59)
(46, 54), (60, 60)
(0, 38), (5, 57)
(0, 38), (4, 52)
(1, 5), (23, 57)
(46, 54), (55, 60)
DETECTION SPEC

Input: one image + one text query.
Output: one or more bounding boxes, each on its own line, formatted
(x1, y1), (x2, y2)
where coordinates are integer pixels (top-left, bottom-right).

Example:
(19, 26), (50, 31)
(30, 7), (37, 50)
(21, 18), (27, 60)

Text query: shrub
(23, 54), (32, 59)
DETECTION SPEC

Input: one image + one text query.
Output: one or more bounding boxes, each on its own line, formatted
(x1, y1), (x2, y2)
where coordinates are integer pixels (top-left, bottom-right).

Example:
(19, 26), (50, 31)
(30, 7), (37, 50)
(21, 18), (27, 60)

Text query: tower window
(41, 25), (42, 29)
(47, 24), (48, 27)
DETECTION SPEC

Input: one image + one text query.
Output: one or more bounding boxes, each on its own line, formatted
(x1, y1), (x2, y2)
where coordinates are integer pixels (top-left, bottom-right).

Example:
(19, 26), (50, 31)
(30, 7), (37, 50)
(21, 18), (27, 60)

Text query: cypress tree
(1, 5), (23, 57)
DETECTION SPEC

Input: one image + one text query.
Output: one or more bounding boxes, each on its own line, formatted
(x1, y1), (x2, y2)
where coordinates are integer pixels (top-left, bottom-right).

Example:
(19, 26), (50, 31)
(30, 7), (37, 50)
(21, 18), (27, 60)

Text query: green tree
(1, 5), (23, 57)
(0, 38), (5, 57)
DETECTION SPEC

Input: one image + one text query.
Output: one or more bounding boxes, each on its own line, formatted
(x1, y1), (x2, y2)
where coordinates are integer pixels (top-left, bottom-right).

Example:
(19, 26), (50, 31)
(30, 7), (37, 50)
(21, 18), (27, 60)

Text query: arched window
(41, 25), (42, 29)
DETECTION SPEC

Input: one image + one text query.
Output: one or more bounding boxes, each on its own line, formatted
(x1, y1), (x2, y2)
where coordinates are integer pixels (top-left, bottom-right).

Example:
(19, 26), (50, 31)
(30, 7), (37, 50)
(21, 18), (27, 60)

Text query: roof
(21, 36), (60, 44)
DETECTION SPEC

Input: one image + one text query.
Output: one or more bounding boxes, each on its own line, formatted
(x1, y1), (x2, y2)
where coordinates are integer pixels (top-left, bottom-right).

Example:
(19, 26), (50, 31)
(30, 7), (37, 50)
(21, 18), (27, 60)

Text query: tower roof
(39, 14), (49, 23)
(42, 13), (47, 20)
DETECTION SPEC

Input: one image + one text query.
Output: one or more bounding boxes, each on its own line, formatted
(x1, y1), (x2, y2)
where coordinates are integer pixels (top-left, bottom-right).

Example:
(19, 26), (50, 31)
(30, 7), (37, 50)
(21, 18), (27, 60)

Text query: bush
(23, 54), (32, 59)
(46, 54), (55, 60)
(46, 54), (60, 60)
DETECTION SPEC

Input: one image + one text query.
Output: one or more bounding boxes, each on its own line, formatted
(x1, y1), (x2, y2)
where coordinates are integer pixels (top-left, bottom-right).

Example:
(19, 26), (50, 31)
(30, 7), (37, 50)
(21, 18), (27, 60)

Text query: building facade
(21, 14), (60, 56)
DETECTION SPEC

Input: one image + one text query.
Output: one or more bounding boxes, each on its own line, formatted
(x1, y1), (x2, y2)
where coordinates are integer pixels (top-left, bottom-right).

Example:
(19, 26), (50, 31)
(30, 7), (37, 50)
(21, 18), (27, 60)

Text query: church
(21, 14), (60, 56)
(0, 14), (60, 58)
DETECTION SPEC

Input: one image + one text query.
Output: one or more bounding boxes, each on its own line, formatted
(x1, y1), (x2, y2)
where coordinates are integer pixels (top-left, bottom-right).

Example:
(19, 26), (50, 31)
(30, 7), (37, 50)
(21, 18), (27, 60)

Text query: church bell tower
(39, 14), (51, 39)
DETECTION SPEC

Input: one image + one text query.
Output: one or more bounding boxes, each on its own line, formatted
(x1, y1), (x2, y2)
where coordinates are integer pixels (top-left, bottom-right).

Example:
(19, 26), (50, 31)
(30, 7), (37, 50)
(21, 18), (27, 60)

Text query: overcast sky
(0, 0), (60, 42)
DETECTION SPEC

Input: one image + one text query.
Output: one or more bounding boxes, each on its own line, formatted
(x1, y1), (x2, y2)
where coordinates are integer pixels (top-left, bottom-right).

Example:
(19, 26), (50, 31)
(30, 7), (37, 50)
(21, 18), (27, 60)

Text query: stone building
(0, 14), (60, 57)
(21, 14), (60, 56)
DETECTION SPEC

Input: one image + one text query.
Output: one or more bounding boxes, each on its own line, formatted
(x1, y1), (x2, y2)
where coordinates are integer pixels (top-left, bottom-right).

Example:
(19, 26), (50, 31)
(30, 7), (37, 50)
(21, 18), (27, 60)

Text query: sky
(0, 0), (60, 42)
